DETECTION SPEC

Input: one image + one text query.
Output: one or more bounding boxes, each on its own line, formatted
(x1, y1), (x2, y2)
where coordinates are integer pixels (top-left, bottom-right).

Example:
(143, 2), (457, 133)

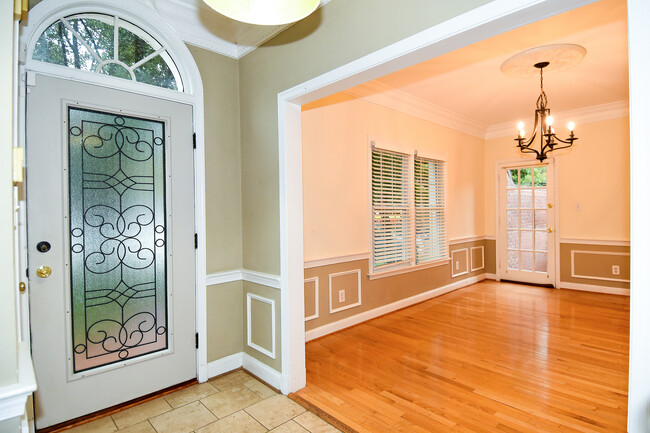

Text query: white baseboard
(207, 353), (243, 378)
(206, 352), (282, 391)
(242, 353), (282, 390)
(486, 273), (497, 280)
(305, 274), (487, 341)
(560, 281), (630, 296)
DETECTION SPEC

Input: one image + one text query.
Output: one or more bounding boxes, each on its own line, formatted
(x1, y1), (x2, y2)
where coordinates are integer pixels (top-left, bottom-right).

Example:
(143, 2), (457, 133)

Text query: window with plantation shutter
(414, 157), (446, 264)
(370, 143), (447, 273)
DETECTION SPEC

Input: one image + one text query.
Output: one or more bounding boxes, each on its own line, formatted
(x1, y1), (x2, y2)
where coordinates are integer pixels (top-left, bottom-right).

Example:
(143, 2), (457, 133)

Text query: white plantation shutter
(371, 148), (412, 270)
(414, 156), (446, 264)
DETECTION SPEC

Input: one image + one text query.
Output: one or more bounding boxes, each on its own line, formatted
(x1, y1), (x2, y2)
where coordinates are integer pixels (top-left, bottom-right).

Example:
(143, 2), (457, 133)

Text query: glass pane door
(501, 163), (554, 285)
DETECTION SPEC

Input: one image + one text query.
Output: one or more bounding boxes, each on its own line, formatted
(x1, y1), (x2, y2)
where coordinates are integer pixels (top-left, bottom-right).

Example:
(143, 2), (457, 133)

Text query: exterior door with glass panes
(26, 73), (196, 428)
(498, 162), (555, 285)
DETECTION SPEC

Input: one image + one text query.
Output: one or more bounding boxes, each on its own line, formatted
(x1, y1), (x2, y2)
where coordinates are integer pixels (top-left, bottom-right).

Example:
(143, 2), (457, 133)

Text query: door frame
(18, 0), (209, 383)
(494, 158), (560, 288)
(278, 0), (610, 395)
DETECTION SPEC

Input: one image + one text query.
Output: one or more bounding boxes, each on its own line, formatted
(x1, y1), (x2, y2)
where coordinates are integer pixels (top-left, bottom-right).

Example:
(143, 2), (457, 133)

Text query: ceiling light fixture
(514, 61), (577, 162)
(202, 0), (320, 26)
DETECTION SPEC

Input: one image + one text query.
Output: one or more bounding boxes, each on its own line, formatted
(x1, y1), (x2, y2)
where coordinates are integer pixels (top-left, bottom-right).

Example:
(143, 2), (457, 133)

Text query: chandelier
(202, 0), (320, 25)
(514, 61), (577, 162)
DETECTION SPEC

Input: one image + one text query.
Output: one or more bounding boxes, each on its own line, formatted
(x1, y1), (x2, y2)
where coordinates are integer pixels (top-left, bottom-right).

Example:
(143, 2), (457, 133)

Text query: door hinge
(192, 132), (196, 149)
(25, 268), (29, 278)
(194, 233), (198, 249)
(195, 332), (199, 349)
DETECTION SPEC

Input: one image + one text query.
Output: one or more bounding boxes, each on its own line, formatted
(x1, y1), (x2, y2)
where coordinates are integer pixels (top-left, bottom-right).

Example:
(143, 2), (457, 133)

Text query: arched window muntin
(30, 12), (184, 92)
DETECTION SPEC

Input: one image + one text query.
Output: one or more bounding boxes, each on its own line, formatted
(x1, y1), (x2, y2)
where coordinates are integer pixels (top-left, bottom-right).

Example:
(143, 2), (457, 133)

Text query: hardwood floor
(294, 280), (630, 432)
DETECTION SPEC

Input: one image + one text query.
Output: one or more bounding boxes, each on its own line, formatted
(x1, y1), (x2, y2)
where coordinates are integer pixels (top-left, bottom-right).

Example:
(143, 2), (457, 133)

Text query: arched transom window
(33, 13), (183, 91)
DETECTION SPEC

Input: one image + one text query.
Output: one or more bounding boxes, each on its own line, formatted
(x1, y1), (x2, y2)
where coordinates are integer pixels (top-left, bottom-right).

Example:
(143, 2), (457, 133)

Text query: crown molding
(485, 100), (629, 139)
(345, 81), (488, 139)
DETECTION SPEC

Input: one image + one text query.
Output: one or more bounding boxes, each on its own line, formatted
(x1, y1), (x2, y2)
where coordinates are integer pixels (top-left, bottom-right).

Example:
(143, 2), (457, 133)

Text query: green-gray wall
(238, 0), (492, 275)
(187, 44), (244, 362)
(187, 44), (242, 274)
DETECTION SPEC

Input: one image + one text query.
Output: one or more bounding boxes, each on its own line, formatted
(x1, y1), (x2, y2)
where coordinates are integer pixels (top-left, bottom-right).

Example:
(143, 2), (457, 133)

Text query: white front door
(498, 161), (556, 286)
(26, 74), (196, 428)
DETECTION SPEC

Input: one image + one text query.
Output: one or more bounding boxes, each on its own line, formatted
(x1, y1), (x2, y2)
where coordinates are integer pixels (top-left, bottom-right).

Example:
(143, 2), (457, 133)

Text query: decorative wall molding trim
(451, 248), (469, 278)
(306, 274), (487, 341)
(0, 342), (37, 422)
(470, 246), (485, 272)
(242, 270), (282, 289)
(344, 81), (488, 139)
(570, 250), (630, 283)
(560, 281), (630, 296)
(206, 269), (243, 286)
(449, 236), (485, 245)
(206, 269), (281, 289)
(304, 253), (370, 269)
(207, 353), (243, 379)
(560, 238), (630, 247)
(328, 269), (362, 314)
(485, 100), (629, 139)
(242, 353), (282, 390)
(206, 352), (282, 390)
(246, 293), (276, 359)
(304, 277), (319, 322)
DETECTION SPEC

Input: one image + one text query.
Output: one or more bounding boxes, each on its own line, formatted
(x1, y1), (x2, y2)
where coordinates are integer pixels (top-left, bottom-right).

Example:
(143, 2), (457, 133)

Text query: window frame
(30, 12), (184, 92)
(368, 137), (449, 279)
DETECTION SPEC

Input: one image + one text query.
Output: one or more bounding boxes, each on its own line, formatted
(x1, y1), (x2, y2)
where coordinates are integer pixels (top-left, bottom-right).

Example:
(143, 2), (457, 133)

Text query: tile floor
(66, 370), (341, 433)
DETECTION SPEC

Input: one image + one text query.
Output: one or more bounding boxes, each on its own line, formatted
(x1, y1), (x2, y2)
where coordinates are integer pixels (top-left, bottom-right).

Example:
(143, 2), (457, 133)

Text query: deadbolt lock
(37, 241), (51, 253)
(547, 228), (554, 233)
(36, 266), (51, 278)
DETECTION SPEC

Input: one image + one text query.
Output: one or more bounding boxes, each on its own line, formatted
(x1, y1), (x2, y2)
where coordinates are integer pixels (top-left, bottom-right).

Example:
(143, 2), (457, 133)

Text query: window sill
(368, 257), (450, 280)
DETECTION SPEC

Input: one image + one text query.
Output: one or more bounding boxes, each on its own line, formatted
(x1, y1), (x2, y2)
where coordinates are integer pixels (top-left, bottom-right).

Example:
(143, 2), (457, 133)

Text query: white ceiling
(342, 0), (629, 138)
(151, 0), (330, 59)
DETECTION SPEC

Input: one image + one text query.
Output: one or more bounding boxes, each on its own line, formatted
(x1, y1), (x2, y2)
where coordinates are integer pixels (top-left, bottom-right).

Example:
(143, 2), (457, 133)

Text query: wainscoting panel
(304, 277), (319, 321)
(560, 242), (630, 289)
(451, 248), (469, 278)
(304, 238), (487, 336)
(329, 269), (362, 314)
(471, 246), (485, 272)
(246, 293), (276, 359)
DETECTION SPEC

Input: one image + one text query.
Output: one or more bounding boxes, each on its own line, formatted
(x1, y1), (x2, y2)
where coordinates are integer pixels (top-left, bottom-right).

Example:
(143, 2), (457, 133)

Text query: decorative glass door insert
(506, 166), (548, 274)
(68, 107), (168, 373)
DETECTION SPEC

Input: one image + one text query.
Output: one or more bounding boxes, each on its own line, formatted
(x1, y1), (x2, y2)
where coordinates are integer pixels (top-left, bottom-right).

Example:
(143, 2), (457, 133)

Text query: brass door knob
(36, 266), (51, 278)
(547, 228), (554, 233)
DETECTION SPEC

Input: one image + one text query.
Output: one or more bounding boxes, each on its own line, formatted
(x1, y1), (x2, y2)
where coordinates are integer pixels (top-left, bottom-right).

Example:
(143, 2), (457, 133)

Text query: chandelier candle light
(514, 61), (577, 162)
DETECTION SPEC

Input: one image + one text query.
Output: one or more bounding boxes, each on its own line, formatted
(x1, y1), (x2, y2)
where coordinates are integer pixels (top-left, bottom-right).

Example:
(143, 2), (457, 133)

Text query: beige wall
(302, 95), (485, 261)
(560, 242), (630, 288)
(187, 45), (243, 273)
(239, 0), (492, 274)
(484, 117), (630, 240)
(304, 240), (486, 330)
(0, 2), (18, 387)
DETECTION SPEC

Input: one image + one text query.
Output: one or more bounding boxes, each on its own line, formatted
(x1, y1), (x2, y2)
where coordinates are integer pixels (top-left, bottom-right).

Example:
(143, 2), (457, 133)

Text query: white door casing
(19, 0), (209, 387)
(26, 74), (196, 428)
(496, 159), (557, 286)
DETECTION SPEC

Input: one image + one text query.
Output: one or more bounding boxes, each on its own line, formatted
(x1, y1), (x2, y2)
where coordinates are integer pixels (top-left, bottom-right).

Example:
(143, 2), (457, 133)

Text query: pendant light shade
(203, 0), (320, 25)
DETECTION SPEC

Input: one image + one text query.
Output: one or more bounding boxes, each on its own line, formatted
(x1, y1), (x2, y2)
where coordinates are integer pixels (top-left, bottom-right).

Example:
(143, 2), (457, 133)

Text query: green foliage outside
(508, 166), (547, 187)
(33, 16), (178, 90)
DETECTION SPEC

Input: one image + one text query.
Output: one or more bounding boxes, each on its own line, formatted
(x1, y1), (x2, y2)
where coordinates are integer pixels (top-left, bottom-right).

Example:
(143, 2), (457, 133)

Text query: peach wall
(483, 116), (630, 240)
(302, 95), (485, 261)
